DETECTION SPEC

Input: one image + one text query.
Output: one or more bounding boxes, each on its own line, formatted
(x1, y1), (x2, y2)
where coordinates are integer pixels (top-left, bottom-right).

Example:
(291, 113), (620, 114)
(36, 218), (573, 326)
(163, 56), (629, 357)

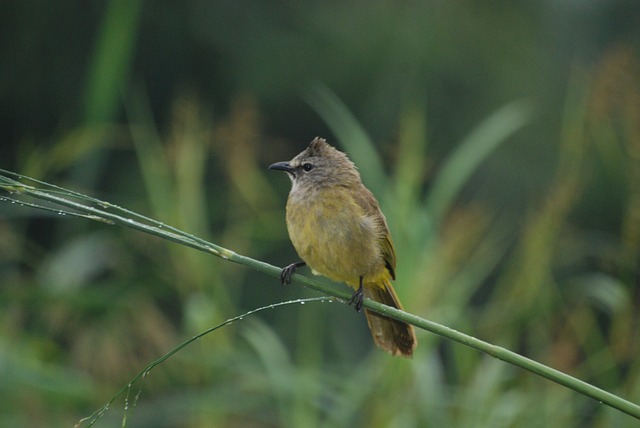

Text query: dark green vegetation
(1, 2), (639, 427)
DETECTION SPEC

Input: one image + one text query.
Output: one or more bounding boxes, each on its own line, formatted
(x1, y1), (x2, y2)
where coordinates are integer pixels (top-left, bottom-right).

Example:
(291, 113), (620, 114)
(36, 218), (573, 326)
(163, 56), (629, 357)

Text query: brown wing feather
(352, 184), (396, 279)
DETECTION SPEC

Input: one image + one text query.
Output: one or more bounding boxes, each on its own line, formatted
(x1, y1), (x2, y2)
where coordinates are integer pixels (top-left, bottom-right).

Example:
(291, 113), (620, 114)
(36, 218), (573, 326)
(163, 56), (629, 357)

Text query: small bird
(269, 137), (417, 357)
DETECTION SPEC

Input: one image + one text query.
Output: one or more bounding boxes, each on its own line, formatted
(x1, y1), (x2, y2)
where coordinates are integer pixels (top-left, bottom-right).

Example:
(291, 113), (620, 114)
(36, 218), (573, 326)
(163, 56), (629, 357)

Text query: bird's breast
(285, 187), (384, 287)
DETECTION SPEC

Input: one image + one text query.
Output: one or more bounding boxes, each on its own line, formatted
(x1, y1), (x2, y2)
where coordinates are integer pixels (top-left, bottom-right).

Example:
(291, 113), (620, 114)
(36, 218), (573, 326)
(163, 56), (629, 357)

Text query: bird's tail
(363, 279), (417, 357)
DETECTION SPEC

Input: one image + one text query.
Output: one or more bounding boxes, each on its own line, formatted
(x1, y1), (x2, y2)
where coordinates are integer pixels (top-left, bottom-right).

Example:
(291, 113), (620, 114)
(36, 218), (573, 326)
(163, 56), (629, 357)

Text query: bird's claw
(349, 287), (364, 312)
(280, 262), (305, 285)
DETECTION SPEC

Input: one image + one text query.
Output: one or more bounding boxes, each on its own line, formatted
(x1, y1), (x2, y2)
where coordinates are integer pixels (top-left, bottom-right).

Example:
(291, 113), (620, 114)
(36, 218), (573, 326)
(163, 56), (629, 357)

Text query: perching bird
(269, 137), (417, 357)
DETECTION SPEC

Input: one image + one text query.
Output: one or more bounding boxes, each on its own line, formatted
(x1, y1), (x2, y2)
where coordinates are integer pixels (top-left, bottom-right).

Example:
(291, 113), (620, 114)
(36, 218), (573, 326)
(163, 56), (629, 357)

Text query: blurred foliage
(1, 1), (640, 427)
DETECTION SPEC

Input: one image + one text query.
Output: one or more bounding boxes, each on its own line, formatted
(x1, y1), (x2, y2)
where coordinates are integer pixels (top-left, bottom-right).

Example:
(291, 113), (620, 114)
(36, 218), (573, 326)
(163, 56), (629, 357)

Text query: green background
(1, 1), (640, 427)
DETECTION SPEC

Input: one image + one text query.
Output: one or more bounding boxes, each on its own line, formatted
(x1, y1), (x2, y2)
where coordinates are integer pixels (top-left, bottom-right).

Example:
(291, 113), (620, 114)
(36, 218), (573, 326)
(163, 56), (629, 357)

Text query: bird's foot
(349, 281), (364, 312)
(280, 261), (306, 285)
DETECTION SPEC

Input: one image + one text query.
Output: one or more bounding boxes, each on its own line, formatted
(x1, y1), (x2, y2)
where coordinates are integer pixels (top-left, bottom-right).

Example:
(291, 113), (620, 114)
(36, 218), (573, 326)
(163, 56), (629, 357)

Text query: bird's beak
(268, 161), (294, 173)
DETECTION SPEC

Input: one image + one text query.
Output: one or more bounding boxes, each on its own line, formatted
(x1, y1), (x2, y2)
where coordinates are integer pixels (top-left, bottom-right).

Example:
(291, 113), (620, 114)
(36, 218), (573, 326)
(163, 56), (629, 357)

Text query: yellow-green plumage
(286, 186), (387, 287)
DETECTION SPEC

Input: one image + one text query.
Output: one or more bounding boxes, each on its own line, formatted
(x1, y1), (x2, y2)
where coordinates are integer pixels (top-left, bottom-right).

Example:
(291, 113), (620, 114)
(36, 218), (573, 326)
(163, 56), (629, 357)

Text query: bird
(269, 137), (417, 357)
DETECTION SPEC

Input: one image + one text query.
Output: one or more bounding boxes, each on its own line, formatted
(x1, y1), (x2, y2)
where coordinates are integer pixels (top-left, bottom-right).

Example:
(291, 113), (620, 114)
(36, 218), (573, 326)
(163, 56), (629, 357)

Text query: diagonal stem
(2, 170), (639, 420)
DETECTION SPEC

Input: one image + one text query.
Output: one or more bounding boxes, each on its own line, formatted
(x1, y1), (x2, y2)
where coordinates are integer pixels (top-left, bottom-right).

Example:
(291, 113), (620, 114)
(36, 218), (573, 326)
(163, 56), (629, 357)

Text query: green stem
(2, 170), (639, 420)
(75, 297), (332, 428)
(363, 299), (640, 418)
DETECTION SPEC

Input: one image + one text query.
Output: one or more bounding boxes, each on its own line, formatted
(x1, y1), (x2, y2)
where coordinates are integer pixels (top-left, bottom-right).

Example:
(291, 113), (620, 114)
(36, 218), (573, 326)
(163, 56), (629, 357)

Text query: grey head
(268, 137), (361, 190)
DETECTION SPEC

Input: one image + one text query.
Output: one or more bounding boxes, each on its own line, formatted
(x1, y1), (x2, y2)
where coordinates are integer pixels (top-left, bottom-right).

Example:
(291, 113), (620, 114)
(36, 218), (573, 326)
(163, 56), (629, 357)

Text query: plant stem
(2, 170), (639, 420)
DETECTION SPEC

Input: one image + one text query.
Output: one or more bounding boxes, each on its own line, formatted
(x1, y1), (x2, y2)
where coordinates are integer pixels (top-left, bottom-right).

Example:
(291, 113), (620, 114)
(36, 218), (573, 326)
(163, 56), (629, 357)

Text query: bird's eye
(302, 163), (314, 172)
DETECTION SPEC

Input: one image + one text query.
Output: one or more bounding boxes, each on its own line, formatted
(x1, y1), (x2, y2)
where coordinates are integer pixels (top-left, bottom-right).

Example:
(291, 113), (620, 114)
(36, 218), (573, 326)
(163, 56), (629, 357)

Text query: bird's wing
(353, 184), (397, 280)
